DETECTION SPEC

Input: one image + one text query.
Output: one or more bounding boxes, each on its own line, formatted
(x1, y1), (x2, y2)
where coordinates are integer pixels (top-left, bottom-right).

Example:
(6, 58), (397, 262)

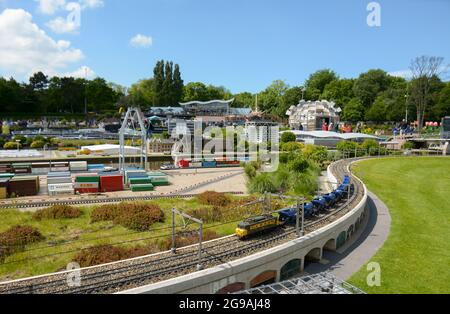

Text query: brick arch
(250, 270), (277, 288)
(216, 282), (246, 294)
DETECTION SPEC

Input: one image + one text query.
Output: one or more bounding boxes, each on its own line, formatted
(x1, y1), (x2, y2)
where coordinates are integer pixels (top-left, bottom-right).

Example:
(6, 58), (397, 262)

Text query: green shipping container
(75, 176), (100, 183)
(129, 177), (153, 185)
(147, 172), (167, 177)
(131, 184), (154, 192)
(150, 178), (170, 186)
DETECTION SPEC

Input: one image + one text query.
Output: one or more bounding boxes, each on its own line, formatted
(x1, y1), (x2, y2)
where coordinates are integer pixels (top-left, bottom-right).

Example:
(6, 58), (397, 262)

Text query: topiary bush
(33, 205), (82, 220)
(197, 191), (231, 207)
(3, 142), (21, 149)
(30, 140), (45, 149)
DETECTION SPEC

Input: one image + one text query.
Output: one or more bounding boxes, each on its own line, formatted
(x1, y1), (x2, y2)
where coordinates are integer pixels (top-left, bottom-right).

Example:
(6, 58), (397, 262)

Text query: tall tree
(409, 56), (446, 130)
(162, 61), (174, 104)
(172, 64), (184, 104)
(152, 60), (165, 106)
(353, 69), (391, 108)
(305, 69), (338, 101)
(321, 79), (355, 109)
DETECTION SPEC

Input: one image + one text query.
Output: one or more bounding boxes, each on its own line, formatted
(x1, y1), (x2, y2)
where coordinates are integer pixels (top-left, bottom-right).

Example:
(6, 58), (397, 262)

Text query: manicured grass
(349, 157), (450, 294)
(0, 197), (248, 281)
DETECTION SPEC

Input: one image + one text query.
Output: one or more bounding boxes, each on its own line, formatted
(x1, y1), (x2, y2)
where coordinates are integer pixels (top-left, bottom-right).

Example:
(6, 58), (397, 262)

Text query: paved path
(304, 191), (392, 280)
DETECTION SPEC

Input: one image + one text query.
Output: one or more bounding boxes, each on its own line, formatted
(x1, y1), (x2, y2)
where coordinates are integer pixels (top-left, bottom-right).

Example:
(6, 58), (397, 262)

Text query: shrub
(197, 191), (231, 207)
(159, 230), (219, 251)
(402, 142), (415, 150)
(3, 142), (21, 149)
(30, 140), (45, 149)
(91, 202), (164, 231)
(281, 142), (304, 152)
(186, 207), (223, 223)
(281, 132), (297, 143)
(0, 226), (44, 261)
(91, 204), (119, 223)
(33, 205), (82, 220)
(248, 173), (277, 194)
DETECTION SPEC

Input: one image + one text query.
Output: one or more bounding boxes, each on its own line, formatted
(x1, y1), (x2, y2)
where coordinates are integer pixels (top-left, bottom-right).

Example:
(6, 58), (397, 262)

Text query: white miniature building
(286, 100), (342, 131)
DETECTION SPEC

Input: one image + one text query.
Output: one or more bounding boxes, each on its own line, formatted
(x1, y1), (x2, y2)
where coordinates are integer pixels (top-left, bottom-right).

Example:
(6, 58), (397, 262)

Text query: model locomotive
(236, 176), (352, 240)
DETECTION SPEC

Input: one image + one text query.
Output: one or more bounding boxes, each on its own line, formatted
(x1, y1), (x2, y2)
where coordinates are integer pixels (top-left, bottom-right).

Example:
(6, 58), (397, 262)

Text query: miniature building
(286, 100), (342, 131)
(149, 138), (176, 154)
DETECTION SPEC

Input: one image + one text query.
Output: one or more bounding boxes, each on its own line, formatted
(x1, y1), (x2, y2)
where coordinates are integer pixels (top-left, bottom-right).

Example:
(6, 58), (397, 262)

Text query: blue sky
(0, 0), (449, 93)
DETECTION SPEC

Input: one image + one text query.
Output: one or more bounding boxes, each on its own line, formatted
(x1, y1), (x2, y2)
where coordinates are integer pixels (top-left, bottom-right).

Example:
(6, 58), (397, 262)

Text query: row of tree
(0, 72), (125, 115)
(0, 56), (448, 123)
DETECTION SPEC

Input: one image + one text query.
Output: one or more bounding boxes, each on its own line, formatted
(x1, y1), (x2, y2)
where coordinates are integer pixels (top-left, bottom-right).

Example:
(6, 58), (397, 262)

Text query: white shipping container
(70, 161), (88, 171)
(49, 189), (74, 196)
(48, 183), (74, 192)
(190, 162), (202, 168)
(47, 177), (73, 185)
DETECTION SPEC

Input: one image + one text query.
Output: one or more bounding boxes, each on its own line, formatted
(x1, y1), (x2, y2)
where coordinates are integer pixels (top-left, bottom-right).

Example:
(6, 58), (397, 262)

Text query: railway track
(0, 158), (365, 294)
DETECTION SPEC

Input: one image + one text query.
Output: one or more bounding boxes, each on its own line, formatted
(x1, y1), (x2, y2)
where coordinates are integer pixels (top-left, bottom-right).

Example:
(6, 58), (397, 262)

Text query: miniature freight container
(189, 162), (203, 168)
(149, 177), (170, 186)
(125, 170), (148, 184)
(75, 182), (99, 194)
(8, 176), (39, 197)
(178, 160), (190, 168)
(0, 178), (9, 187)
(130, 184), (154, 192)
(129, 177), (152, 185)
(202, 161), (217, 168)
(147, 172), (167, 177)
(75, 175), (100, 183)
(0, 187), (7, 199)
(99, 175), (123, 192)
(48, 183), (74, 196)
(70, 161), (88, 172)
(47, 177), (73, 185)
(0, 173), (14, 179)
(47, 171), (71, 177)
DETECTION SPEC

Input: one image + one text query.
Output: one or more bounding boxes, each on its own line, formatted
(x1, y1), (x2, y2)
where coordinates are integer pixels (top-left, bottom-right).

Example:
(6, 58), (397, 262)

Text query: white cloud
(130, 34), (153, 48)
(46, 16), (79, 34)
(80, 0), (104, 10)
(64, 65), (96, 78)
(389, 70), (413, 79)
(36, 0), (66, 15)
(0, 9), (84, 79)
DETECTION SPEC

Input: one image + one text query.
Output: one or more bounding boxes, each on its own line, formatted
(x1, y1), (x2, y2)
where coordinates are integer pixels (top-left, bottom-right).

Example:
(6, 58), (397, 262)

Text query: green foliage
(402, 142), (415, 150)
(30, 140), (45, 149)
(0, 137), (5, 148)
(353, 69), (392, 107)
(248, 173), (278, 194)
(3, 142), (21, 149)
(321, 79), (355, 109)
(343, 98), (365, 122)
(281, 131), (297, 143)
(305, 69), (338, 100)
(281, 142), (304, 152)
(336, 141), (359, 152)
(287, 155), (310, 173)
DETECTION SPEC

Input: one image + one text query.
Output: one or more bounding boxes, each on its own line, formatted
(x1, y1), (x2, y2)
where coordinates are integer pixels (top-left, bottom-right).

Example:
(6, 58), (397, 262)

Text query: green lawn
(349, 157), (450, 294)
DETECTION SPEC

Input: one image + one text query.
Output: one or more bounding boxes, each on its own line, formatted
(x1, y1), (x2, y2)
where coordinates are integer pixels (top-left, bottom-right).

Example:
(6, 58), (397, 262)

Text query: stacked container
(75, 175), (100, 194)
(48, 183), (74, 196)
(125, 170), (148, 185)
(0, 164), (12, 173)
(8, 176), (40, 197)
(50, 162), (70, 172)
(100, 175), (124, 192)
(0, 178), (9, 199)
(12, 163), (32, 174)
(69, 161), (88, 172)
(88, 164), (105, 172)
(147, 172), (170, 187)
